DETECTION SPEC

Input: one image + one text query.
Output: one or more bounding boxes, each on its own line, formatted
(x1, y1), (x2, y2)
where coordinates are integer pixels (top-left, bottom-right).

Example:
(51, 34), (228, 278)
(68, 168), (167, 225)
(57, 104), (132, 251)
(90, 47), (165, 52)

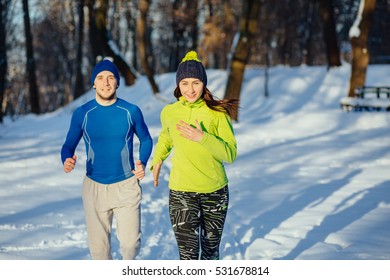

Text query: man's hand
(132, 160), (145, 180)
(64, 155), (76, 173)
(176, 119), (204, 142)
(152, 161), (162, 187)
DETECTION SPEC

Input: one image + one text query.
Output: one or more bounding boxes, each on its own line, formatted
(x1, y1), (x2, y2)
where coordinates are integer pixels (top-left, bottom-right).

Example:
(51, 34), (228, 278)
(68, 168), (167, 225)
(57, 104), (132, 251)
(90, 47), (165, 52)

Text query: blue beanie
(176, 51), (207, 86)
(91, 59), (120, 86)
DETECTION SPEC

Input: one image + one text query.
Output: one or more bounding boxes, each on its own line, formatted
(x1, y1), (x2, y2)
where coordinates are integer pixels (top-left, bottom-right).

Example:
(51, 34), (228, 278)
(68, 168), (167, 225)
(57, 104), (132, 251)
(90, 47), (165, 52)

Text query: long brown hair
(174, 86), (239, 118)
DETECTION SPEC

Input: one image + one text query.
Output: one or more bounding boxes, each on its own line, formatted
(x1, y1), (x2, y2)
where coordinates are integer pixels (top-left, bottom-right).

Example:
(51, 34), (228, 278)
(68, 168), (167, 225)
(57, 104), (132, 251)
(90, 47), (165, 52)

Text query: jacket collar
(179, 96), (205, 108)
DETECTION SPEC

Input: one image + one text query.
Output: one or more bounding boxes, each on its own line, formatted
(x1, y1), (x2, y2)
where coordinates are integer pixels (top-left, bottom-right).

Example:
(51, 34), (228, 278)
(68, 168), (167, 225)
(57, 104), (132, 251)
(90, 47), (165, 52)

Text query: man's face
(93, 70), (117, 103)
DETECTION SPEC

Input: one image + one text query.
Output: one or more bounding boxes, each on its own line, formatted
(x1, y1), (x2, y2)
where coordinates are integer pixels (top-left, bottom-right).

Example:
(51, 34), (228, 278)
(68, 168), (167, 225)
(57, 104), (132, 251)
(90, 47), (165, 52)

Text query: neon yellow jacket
(151, 96), (237, 193)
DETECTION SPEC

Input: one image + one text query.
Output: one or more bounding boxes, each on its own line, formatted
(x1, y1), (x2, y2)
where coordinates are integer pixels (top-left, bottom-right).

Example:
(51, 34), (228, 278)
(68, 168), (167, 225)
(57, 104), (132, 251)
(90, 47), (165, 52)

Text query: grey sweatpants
(82, 176), (141, 260)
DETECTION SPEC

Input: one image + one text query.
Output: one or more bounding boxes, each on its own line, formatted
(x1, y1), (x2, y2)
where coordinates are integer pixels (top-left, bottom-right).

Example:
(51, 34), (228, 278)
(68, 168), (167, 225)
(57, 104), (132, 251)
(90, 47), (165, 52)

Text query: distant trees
(0, 0), (388, 122)
(33, 1), (84, 110)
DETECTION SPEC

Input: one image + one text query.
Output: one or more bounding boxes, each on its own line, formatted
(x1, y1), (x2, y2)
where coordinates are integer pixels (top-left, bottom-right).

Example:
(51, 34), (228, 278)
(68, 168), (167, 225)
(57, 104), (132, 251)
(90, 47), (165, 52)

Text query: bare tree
(124, 0), (138, 70)
(22, 0), (40, 114)
(367, 0), (390, 64)
(278, 1), (302, 66)
(88, 0), (136, 86)
(170, 0), (199, 71)
(319, 0), (341, 67)
(73, 0), (85, 99)
(0, 0), (11, 123)
(348, 0), (377, 97)
(198, 0), (238, 69)
(224, 0), (260, 121)
(137, 0), (159, 94)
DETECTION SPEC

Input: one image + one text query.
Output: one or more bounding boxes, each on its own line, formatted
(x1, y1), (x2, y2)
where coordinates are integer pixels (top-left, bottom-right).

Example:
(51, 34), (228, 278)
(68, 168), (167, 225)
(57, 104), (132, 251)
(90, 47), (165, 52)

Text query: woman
(151, 51), (238, 260)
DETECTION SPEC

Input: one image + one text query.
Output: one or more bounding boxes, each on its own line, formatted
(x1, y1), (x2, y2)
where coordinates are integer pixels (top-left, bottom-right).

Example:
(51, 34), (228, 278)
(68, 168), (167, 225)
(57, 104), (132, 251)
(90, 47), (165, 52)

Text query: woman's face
(178, 78), (204, 103)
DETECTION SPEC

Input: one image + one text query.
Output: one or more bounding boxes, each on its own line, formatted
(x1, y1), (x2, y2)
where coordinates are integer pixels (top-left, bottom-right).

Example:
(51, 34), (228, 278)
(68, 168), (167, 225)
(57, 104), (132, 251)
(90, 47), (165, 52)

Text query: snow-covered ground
(0, 63), (389, 261)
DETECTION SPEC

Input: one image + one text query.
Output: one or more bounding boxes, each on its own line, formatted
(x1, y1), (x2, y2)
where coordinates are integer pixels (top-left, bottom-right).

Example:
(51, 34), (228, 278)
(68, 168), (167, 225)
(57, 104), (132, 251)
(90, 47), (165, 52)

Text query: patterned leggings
(169, 186), (229, 260)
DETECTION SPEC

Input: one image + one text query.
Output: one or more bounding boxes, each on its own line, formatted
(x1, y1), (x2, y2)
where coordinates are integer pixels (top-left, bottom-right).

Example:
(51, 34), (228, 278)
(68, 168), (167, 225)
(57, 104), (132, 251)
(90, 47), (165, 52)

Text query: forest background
(0, 0), (389, 122)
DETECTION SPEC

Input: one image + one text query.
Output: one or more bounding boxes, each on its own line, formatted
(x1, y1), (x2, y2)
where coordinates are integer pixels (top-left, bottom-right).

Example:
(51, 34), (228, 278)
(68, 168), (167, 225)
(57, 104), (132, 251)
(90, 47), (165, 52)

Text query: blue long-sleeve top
(61, 98), (153, 184)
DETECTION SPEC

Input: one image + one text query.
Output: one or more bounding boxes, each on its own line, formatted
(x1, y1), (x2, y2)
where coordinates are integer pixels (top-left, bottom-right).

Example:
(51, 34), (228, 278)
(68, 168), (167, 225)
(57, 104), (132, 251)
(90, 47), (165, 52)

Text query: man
(61, 59), (153, 260)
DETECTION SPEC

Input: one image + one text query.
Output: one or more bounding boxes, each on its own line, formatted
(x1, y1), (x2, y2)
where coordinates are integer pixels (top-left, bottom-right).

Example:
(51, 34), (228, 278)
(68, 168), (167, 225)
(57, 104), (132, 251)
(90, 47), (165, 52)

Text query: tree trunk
(319, 0), (341, 67)
(89, 0), (136, 86)
(348, 0), (376, 97)
(73, 0), (85, 99)
(224, 0), (260, 121)
(0, 0), (10, 123)
(22, 0), (40, 114)
(136, 0), (159, 94)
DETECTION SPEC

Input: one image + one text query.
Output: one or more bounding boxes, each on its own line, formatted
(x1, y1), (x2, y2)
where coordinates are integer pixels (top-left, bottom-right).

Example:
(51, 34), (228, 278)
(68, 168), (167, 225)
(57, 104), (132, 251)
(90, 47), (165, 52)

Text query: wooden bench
(340, 86), (390, 111)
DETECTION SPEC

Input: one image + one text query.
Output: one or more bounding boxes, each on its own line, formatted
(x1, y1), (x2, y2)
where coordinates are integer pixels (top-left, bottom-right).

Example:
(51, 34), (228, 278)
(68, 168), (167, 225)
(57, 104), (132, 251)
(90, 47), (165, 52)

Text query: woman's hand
(176, 120), (204, 142)
(152, 161), (162, 187)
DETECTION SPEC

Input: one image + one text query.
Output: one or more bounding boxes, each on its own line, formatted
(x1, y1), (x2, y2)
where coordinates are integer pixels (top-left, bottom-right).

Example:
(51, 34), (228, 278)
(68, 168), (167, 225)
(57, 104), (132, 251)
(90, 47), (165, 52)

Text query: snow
(0, 63), (390, 261)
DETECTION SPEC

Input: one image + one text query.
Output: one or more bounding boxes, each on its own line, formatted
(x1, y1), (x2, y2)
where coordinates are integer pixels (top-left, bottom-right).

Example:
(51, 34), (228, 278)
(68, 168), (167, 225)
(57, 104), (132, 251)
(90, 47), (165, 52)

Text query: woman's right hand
(152, 161), (162, 187)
